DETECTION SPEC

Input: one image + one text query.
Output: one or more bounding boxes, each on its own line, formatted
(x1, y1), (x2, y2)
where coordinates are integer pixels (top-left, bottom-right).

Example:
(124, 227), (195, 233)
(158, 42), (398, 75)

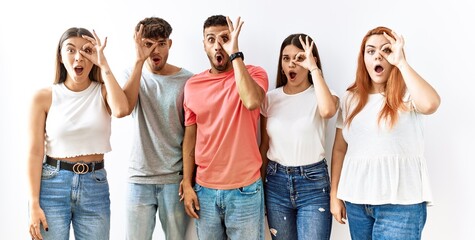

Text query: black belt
(46, 156), (104, 174)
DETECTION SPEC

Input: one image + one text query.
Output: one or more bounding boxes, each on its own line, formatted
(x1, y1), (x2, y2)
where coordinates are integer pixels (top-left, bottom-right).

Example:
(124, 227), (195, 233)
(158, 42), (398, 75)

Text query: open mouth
(152, 57), (161, 65)
(216, 54), (224, 65)
(374, 65), (384, 73)
(289, 71), (297, 79)
(74, 67), (84, 75)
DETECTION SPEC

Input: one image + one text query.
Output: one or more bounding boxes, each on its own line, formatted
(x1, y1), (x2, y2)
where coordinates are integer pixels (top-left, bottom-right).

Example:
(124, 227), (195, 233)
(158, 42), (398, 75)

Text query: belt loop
(300, 166), (304, 176)
(55, 159), (61, 171)
(91, 162), (96, 172)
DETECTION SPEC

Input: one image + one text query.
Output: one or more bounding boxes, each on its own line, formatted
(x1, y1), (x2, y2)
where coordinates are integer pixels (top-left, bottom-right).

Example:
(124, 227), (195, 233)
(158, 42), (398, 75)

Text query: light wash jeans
(126, 183), (189, 240)
(345, 201), (427, 240)
(265, 159), (332, 240)
(193, 178), (265, 240)
(37, 161), (110, 240)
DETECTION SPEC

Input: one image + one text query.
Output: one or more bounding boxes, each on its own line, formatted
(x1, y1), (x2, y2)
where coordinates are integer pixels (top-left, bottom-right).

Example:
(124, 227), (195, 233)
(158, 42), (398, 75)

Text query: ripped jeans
(265, 159), (332, 240)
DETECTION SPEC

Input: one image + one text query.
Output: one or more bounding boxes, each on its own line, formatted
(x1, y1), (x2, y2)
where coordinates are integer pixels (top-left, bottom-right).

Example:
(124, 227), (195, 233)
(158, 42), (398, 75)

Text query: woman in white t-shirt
(260, 34), (339, 240)
(330, 26), (441, 240)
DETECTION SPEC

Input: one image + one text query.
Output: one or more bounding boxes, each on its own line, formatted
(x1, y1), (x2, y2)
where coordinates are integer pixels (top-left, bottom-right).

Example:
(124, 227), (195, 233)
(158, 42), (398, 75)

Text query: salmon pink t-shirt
(183, 65), (268, 189)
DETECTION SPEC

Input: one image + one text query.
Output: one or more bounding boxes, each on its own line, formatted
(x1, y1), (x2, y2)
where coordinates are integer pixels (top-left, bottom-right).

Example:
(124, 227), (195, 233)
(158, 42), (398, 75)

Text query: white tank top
(45, 81), (111, 158)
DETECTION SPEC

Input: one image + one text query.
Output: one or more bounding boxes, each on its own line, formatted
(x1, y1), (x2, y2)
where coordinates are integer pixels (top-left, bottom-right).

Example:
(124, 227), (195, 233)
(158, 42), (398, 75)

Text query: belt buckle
(72, 162), (89, 174)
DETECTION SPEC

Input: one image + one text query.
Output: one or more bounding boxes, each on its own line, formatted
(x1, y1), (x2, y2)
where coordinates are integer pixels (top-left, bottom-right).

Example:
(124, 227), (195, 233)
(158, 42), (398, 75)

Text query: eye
(207, 37), (215, 43)
(382, 48), (391, 54)
(296, 55), (305, 62)
(65, 48), (74, 53)
(221, 36), (229, 43)
(83, 48), (92, 54)
(282, 56), (290, 62)
(145, 42), (154, 48)
(158, 42), (167, 47)
(366, 49), (375, 55)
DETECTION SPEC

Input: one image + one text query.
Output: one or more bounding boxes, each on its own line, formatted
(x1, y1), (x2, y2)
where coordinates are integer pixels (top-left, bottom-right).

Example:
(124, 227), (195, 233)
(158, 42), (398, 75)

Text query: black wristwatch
(229, 52), (244, 62)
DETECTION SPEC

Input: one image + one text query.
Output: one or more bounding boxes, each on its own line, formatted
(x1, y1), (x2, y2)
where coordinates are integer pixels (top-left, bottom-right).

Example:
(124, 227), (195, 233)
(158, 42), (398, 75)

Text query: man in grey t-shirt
(122, 17), (193, 240)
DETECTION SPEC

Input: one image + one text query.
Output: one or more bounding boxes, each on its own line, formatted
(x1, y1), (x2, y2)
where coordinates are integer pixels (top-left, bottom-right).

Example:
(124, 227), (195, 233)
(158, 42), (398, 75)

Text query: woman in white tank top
(26, 27), (128, 240)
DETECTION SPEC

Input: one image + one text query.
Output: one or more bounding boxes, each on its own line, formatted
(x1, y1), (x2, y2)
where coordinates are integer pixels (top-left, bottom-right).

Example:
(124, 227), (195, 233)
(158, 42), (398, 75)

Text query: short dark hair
(203, 15), (228, 32)
(136, 17), (172, 39)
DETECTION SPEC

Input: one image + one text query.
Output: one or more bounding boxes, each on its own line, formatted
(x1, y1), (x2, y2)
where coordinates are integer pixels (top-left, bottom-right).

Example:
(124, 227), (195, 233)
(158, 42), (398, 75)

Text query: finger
(92, 29), (101, 46)
(102, 36), (108, 48)
(41, 217), (49, 232)
(382, 32), (396, 44)
(226, 16), (234, 32)
(193, 198), (200, 211)
(234, 17), (244, 36)
(185, 201), (199, 219)
(134, 25), (144, 42)
(298, 35), (305, 48)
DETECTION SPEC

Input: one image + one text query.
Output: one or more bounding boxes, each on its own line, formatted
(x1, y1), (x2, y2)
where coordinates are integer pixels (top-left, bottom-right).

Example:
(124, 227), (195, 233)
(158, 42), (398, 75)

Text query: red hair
(345, 26), (407, 129)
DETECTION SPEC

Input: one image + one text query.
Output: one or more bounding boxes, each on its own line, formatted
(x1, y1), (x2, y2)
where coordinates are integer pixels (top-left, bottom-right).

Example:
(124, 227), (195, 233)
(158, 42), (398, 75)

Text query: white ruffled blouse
(336, 92), (433, 205)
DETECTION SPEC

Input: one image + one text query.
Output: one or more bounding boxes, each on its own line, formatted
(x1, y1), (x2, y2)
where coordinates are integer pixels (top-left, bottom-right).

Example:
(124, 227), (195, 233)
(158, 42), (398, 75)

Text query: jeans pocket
(193, 183), (202, 192)
(266, 163), (277, 176)
(303, 166), (328, 181)
(239, 180), (261, 195)
(41, 163), (59, 180)
(92, 169), (108, 183)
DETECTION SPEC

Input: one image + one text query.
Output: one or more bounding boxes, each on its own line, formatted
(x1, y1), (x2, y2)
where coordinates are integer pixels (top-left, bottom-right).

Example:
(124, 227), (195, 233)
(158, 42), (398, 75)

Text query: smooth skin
(27, 30), (128, 240)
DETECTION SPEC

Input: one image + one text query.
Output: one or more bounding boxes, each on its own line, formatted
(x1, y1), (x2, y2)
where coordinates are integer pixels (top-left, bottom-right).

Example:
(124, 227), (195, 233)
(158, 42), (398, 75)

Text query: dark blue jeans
(345, 202), (427, 240)
(265, 160), (332, 240)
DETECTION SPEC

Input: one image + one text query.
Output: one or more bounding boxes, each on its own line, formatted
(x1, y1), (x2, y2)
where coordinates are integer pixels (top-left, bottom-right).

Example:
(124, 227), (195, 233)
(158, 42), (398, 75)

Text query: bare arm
(27, 88), (51, 239)
(221, 16), (265, 110)
(81, 30), (129, 117)
(259, 115), (270, 180)
(123, 25), (158, 115)
(296, 35), (338, 118)
(381, 31), (440, 114)
(182, 124), (200, 218)
(330, 128), (348, 224)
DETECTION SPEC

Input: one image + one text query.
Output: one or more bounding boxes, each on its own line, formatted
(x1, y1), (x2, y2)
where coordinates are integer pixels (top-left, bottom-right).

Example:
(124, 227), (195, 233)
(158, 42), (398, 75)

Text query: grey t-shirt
(125, 67), (194, 184)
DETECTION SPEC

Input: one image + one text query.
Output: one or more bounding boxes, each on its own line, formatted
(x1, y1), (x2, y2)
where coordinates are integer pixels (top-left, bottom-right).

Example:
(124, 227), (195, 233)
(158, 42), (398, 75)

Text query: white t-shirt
(336, 91), (433, 205)
(261, 85), (337, 167)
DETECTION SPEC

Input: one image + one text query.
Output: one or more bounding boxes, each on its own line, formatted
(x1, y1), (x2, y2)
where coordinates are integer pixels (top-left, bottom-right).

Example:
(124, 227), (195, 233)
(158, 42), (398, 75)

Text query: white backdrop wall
(1, 0), (473, 239)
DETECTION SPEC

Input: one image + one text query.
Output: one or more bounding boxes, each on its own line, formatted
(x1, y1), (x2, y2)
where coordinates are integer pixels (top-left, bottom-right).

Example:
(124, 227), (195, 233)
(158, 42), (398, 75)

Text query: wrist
(230, 52), (244, 62)
(309, 66), (319, 72)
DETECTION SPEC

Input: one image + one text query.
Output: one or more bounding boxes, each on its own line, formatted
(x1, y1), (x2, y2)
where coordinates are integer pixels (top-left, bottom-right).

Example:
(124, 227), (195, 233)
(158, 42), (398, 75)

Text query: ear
(168, 39), (173, 49)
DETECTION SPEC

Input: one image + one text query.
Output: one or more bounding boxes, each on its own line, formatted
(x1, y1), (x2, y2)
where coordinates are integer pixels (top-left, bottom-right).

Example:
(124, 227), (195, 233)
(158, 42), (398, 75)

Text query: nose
(213, 41), (222, 51)
(75, 51), (83, 62)
(375, 52), (382, 60)
(151, 46), (160, 54)
(288, 60), (296, 68)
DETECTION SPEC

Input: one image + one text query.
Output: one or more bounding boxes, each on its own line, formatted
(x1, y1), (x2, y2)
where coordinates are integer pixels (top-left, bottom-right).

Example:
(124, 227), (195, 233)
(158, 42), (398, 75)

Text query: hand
(29, 205), (48, 240)
(218, 16), (244, 56)
(80, 30), (108, 68)
(182, 184), (200, 219)
(330, 196), (347, 224)
(380, 31), (406, 68)
(294, 35), (320, 73)
(134, 24), (157, 62)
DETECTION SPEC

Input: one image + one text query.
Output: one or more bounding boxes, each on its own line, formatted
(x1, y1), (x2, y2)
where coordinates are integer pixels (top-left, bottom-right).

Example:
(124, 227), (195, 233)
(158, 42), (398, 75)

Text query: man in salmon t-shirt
(180, 14), (269, 240)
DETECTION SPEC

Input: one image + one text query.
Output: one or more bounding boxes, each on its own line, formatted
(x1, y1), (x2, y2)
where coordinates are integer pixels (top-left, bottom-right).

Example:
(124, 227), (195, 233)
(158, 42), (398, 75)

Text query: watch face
(231, 52), (244, 61)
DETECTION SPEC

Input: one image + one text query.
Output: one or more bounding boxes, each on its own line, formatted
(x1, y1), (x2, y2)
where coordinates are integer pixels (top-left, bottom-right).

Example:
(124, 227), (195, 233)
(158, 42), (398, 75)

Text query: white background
(1, 0), (474, 239)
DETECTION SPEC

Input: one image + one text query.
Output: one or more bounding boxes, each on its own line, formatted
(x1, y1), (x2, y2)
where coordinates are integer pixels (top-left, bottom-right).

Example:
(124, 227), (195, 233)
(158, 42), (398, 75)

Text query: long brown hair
(276, 33), (323, 88)
(345, 26), (407, 128)
(54, 27), (102, 84)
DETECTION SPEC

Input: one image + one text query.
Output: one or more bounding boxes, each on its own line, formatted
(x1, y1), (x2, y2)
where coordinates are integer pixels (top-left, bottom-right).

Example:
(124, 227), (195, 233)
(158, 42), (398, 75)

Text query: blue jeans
(126, 183), (189, 240)
(265, 160), (332, 240)
(38, 161), (110, 240)
(345, 202), (427, 240)
(193, 178), (265, 240)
